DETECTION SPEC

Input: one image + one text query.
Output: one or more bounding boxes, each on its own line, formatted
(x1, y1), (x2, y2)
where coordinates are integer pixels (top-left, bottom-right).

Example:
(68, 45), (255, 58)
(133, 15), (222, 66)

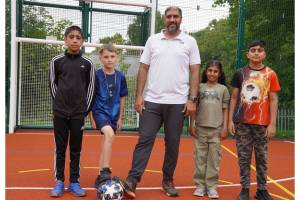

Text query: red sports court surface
(6, 132), (294, 200)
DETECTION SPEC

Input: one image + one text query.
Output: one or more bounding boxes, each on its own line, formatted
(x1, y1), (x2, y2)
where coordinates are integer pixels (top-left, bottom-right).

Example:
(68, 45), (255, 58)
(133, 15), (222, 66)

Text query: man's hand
(182, 101), (196, 116)
(135, 95), (145, 114)
(265, 124), (276, 140)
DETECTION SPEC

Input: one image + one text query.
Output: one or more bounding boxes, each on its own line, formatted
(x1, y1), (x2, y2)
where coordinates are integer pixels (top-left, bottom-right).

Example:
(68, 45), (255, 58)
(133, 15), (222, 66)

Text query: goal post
(76, 0), (157, 39)
(9, 0), (17, 134)
(8, 0), (157, 133)
(79, 0), (151, 8)
(10, 37), (144, 132)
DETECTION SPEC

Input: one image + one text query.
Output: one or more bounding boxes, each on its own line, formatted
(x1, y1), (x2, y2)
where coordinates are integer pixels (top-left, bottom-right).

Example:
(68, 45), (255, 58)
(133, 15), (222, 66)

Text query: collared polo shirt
(140, 31), (201, 104)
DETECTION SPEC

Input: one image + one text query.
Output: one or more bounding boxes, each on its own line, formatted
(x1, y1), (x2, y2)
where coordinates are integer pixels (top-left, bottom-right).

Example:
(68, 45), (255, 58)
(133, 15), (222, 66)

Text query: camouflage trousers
(235, 123), (268, 190)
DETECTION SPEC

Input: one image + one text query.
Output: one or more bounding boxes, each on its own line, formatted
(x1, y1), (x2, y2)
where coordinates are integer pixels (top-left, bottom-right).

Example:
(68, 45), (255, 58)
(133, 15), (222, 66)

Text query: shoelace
(71, 183), (82, 190)
(53, 183), (64, 192)
(54, 182), (63, 189)
(165, 181), (175, 187)
(209, 190), (218, 196)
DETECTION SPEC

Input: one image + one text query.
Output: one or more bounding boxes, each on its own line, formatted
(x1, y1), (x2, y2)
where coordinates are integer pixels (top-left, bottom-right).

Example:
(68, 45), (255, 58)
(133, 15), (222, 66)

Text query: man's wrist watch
(188, 95), (198, 103)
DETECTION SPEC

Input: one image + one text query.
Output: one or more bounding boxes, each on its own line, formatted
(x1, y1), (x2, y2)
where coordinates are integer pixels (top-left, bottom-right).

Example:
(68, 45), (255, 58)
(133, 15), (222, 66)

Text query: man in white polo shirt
(123, 6), (201, 198)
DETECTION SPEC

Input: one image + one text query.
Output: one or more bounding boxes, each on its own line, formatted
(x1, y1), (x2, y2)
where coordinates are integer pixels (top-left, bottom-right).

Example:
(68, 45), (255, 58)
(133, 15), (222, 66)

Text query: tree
(127, 10), (164, 45)
(243, 0), (294, 107)
(22, 5), (72, 39)
(192, 0), (294, 107)
(5, 0), (11, 131)
(191, 18), (237, 84)
(155, 11), (165, 33)
(96, 33), (130, 74)
(16, 5), (73, 126)
(48, 19), (73, 40)
(98, 33), (125, 45)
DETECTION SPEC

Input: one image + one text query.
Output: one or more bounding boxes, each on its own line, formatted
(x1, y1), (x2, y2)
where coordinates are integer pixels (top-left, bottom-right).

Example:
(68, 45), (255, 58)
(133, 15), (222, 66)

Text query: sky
(34, 0), (229, 43)
(40, 0), (230, 52)
(91, 0), (229, 41)
(92, 0), (230, 32)
(155, 0), (229, 32)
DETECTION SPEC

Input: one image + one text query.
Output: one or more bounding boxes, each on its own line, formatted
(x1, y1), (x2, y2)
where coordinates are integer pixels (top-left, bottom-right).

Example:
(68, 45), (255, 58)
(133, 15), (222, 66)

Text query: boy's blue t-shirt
(92, 68), (128, 130)
(106, 73), (116, 106)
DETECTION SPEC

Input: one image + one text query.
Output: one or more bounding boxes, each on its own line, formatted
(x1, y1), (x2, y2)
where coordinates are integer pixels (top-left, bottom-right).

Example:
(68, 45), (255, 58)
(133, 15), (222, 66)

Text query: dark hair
(247, 39), (266, 50)
(64, 25), (84, 38)
(201, 59), (226, 86)
(165, 6), (182, 17)
(99, 44), (118, 55)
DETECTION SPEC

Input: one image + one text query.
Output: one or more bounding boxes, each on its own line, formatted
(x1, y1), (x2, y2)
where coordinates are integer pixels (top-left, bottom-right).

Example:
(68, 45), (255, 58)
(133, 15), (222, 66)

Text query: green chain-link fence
(6, 0), (294, 133)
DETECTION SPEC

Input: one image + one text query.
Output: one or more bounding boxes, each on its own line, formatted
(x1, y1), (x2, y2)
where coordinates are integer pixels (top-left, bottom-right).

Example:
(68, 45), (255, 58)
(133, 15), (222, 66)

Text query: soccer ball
(97, 177), (124, 200)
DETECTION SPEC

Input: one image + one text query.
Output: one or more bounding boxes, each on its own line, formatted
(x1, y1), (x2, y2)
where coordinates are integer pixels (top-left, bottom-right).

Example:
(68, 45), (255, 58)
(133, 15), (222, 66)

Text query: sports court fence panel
(16, 37), (295, 132)
(17, 38), (143, 130)
(19, 0), (150, 44)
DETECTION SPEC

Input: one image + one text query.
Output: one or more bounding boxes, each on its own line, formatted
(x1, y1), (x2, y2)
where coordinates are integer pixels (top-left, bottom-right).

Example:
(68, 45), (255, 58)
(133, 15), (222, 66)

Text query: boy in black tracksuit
(49, 25), (95, 198)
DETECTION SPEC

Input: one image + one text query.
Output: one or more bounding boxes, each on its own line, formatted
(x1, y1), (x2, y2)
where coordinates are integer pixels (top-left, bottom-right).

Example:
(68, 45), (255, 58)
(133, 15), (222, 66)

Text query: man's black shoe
(122, 179), (137, 199)
(237, 188), (249, 200)
(255, 189), (273, 200)
(162, 180), (178, 197)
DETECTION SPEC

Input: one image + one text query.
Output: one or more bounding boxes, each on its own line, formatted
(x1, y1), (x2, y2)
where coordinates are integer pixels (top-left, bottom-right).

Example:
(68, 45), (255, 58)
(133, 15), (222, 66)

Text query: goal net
(16, 37), (143, 130)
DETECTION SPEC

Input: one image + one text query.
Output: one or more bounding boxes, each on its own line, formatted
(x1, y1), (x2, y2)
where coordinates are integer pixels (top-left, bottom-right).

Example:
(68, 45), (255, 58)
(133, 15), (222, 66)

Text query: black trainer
(94, 168), (111, 189)
(237, 188), (249, 200)
(162, 180), (178, 197)
(255, 189), (273, 200)
(123, 179), (137, 199)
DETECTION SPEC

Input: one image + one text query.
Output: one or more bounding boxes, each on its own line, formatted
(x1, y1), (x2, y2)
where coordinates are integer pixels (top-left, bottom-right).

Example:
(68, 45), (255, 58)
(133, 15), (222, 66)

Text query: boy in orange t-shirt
(228, 40), (280, 200)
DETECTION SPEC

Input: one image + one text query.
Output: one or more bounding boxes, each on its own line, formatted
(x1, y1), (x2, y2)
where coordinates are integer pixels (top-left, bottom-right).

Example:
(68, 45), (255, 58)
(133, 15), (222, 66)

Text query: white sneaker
(207, 189), (219, 199)
(193, 187), (206, 197)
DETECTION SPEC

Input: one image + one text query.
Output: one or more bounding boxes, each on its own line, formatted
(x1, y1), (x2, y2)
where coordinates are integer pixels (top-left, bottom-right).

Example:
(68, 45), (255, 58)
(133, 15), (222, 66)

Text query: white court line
(6, 177), (294, 190)
(14, 133), (296, 142)
(15, 132), (53, 136)
(14, 132), (139, 138)
(13, 133), (297, 142)
(284, 140), (294, 144)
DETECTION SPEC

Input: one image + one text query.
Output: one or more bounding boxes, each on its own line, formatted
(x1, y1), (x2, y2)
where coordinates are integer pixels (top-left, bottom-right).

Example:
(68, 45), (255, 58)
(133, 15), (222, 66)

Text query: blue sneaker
(50, 180), (64, 197)
(67, 182), (86, 197)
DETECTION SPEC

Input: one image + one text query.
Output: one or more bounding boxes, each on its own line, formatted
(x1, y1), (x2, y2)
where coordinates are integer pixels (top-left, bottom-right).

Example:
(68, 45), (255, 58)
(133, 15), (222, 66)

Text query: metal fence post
(236, 0), (245, 69)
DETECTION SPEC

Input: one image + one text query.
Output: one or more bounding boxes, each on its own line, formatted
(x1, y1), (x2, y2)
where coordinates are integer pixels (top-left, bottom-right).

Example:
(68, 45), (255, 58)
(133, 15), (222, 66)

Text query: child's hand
(117, 119), (122, 130)
(90, 120), (96, 129)
(265, 124), (276, 139)
(228, 121), (235, 136)
(189, 126), (196, 138)
(220, 127), (228, 140)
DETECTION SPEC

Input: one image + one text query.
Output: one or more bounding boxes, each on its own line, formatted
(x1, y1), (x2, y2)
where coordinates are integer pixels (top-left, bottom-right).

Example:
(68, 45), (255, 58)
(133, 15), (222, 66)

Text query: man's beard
(167, 24), (179, 33)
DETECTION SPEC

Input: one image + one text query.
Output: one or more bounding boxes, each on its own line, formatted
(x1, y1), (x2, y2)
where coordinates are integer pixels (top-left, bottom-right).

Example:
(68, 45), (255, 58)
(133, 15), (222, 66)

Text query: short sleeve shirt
(195, 83), (230, 128)
(231, 66), (281, 125)
(140, 31), (201, 104)
(92, 69), (128, 127)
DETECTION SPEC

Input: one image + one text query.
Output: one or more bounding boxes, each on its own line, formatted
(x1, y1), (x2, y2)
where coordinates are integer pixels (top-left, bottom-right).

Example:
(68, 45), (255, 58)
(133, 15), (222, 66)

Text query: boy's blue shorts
(93, 113), (117, 134)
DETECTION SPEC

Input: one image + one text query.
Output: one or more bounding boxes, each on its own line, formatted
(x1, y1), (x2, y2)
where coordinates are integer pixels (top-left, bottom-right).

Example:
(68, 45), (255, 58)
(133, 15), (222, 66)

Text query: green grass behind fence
(275, 130), (294, 140)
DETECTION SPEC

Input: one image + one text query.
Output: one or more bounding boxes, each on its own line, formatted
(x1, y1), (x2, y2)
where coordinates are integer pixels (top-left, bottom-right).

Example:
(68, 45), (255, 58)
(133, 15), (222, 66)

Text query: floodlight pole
(9, 0), (17, 133)
(150, 0), (157, 35)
